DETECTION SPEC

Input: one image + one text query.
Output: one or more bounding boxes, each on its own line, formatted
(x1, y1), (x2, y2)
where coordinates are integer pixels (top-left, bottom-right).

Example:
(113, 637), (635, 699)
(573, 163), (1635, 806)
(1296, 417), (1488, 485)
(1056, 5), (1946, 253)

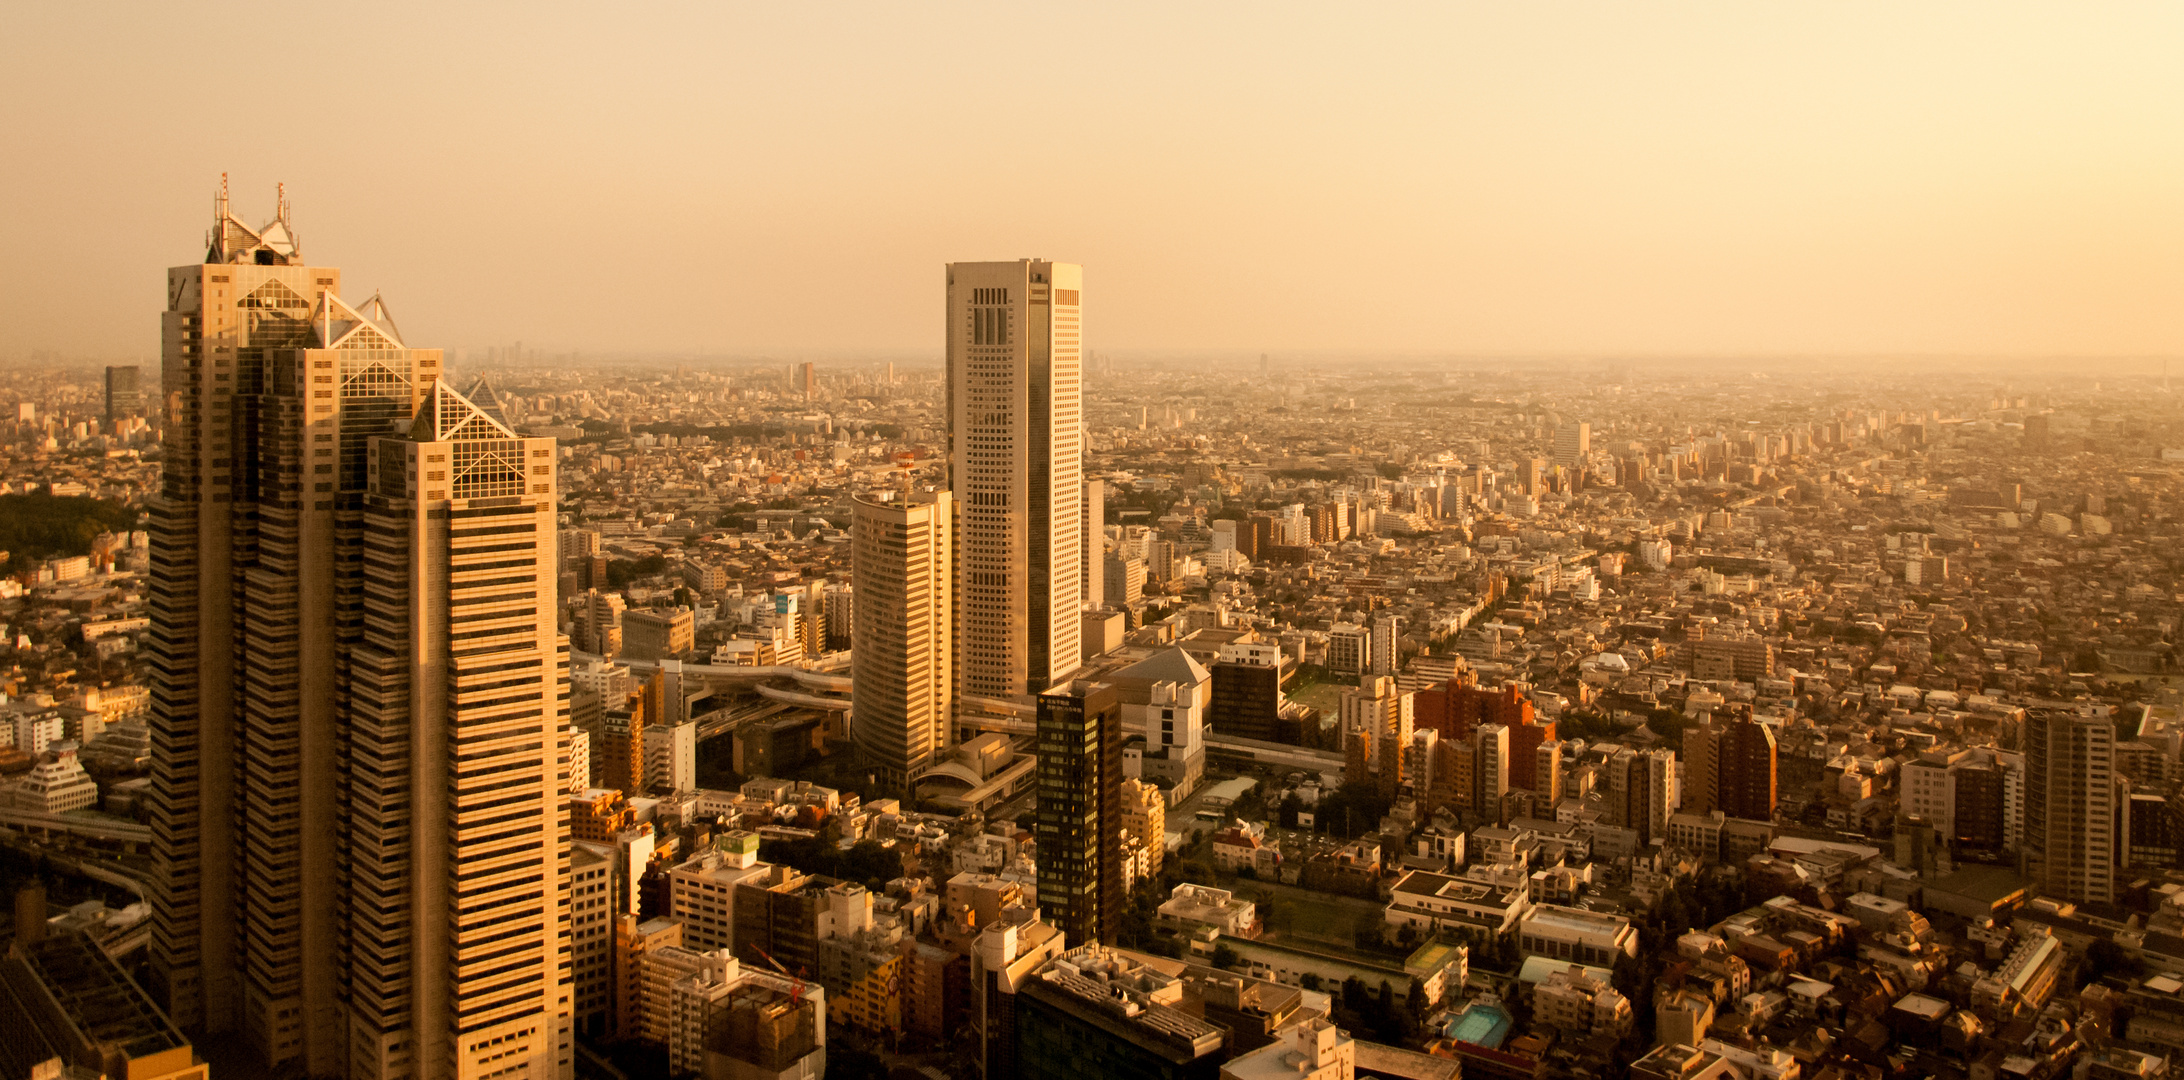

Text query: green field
(1224, 876), (1385, 951)
(1285, 673), (1351, 717)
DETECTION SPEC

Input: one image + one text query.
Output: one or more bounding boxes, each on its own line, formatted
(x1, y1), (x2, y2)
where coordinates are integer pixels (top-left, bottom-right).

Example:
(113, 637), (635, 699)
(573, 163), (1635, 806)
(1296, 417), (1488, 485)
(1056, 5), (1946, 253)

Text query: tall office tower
(850, 489), (954, 796)
(105, 364), (143, 420)
(1035, 681), (1122, 948)
(946, 260), (1084, 697)
(798, 361), (815, 397)
(148, 182), (370, 1055)
(146, 186), (572, 1077)
(2024, 708), (2117, 904)
(1523, 458), (1547, 498)
(1080, 479), (1104, 611)
(354, 381), (572, 1077)
(1554, 422), (1590, 468)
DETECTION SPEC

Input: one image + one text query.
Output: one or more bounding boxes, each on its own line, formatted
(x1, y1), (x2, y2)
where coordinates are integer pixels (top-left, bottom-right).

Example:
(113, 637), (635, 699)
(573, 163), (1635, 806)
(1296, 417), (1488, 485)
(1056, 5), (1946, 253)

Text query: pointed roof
(357, 292), (402, 344)
(407, 379), (520, 443)
(1112, 645), (1211, 688)
(462, 377), (518, 431)
(310, 291), (406, 350)
(205, 184), (301, 264)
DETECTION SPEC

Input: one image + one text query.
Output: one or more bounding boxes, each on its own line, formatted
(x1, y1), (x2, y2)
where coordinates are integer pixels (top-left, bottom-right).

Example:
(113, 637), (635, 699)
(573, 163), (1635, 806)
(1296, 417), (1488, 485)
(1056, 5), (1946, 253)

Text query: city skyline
(7, 8), (2184, 1080)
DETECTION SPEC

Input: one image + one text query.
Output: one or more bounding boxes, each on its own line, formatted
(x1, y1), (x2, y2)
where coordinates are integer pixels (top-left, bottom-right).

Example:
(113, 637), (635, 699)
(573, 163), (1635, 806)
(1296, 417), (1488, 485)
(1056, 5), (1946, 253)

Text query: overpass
(0, 807), (153, 847)
(610, 655), (853, 706)
(1203, 734), (1346, 778)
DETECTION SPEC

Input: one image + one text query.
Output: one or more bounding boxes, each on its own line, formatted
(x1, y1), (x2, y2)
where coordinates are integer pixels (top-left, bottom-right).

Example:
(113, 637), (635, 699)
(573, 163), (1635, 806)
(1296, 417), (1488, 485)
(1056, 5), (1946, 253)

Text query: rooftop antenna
(277, 181), (289, 223)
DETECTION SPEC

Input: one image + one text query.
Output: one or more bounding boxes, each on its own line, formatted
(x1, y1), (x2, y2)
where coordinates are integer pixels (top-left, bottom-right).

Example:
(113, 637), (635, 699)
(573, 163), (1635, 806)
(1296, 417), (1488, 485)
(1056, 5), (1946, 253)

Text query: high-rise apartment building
(947, 260), (1084, 697)
(2025, 708), (2116, 904)
(146, 188), (572, 1077)
(1035, 682), (1122, 948)
(850, 489), (954, 795)
(105, 364), (143, 421)
(1685, 705), (1777, 822)
(1340, 676), (1413, 792)
(1370, 613), (1400, 676)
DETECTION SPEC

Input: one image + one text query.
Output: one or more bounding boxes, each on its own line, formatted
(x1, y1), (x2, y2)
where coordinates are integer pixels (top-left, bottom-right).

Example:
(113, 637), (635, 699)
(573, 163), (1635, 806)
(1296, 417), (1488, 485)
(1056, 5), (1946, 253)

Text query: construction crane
(751, 945), (807, 1005)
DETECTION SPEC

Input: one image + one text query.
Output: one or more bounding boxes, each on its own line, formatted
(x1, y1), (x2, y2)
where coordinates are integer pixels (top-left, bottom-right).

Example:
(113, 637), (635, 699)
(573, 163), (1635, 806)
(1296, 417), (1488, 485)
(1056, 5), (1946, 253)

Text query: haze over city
(4, 3), (2182, 361)
(6, 7), (2184, 1080)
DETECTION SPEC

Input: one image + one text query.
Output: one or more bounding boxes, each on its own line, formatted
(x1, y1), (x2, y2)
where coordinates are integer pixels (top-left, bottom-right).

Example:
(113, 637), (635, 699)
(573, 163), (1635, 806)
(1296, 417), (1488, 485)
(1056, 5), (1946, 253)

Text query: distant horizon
(4, 4), (2180, 362)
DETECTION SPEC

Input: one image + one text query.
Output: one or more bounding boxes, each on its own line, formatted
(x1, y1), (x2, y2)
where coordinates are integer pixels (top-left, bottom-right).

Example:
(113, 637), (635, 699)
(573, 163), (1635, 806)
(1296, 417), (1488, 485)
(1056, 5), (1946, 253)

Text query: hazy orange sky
(3, 3), (2179, 361)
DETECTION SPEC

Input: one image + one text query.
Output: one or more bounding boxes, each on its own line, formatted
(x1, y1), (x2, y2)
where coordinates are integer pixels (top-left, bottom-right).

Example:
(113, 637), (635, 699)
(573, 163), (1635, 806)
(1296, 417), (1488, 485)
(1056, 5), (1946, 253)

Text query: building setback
(146, 187), (571, 1077)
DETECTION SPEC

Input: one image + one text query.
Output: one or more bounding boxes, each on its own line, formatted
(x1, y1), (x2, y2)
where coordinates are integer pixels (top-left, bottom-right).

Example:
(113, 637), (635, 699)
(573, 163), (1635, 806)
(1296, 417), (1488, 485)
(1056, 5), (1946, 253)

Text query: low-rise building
(1386, 869), (1530, 936)
(1971, 925), (2063, 1020)
(1017, 944), (1228, 1080)
(668, 832), (772, 952)
(1517, 904), (1639, 966)
(1220, 1017), (1353, 1080)
(10, 744), (98, 812)
(1532, 963), (1632, 1037)
(1158, 883), (1257, 939)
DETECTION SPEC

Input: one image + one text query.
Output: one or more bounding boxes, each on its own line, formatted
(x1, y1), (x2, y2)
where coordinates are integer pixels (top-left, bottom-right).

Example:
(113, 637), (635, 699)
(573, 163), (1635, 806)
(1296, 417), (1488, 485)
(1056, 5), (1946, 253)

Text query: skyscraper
(947, 260), (1084, 697)
(1554, 421), (1590, 468)
(105, 364), (143, 421)
(850, 489), (954, 795)
(355, 381), (572, 1077)
(2024, 707), (2116, 904)
(146, 185), (572, 1077)
(1035, 681), (1121, 947)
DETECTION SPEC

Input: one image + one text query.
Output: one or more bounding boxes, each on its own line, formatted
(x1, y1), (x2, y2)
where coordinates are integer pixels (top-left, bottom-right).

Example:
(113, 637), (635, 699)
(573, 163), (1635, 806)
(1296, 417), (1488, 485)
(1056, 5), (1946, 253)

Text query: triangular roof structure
(205, 177), (301, 264)
(462, 377), (518, 431)
(310, 291), (406, 350)
(1112, 645), (1212, 688)
(407, 379), (520, 443)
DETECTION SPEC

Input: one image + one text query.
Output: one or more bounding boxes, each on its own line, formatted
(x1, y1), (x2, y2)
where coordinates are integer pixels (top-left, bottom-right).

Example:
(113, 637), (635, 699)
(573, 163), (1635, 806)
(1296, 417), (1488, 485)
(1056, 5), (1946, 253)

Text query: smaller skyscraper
(103, 365), (142, 421)
(1035, 682), (1123, 948)
(1554, 422), (1591, 468)
(2025, 707), (2116, 904)
(1686, 704), (1776, 822)
(850, 489), (954, 796)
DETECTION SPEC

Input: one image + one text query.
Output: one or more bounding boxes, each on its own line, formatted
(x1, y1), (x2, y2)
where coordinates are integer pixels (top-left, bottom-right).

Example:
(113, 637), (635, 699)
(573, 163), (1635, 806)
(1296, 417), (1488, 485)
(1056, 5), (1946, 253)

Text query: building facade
(946, 259), (1084, 698)
(1035, 682), (1123, 948)
(850, 489), (954, 795)
(145, 190), (572, 1078)
(2025, 708), (2117, 904)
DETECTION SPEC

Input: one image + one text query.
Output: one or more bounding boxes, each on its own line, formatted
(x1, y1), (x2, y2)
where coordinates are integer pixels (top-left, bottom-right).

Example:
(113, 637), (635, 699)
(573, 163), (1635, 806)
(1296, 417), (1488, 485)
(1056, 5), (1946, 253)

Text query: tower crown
(207, 174), (300, 265)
